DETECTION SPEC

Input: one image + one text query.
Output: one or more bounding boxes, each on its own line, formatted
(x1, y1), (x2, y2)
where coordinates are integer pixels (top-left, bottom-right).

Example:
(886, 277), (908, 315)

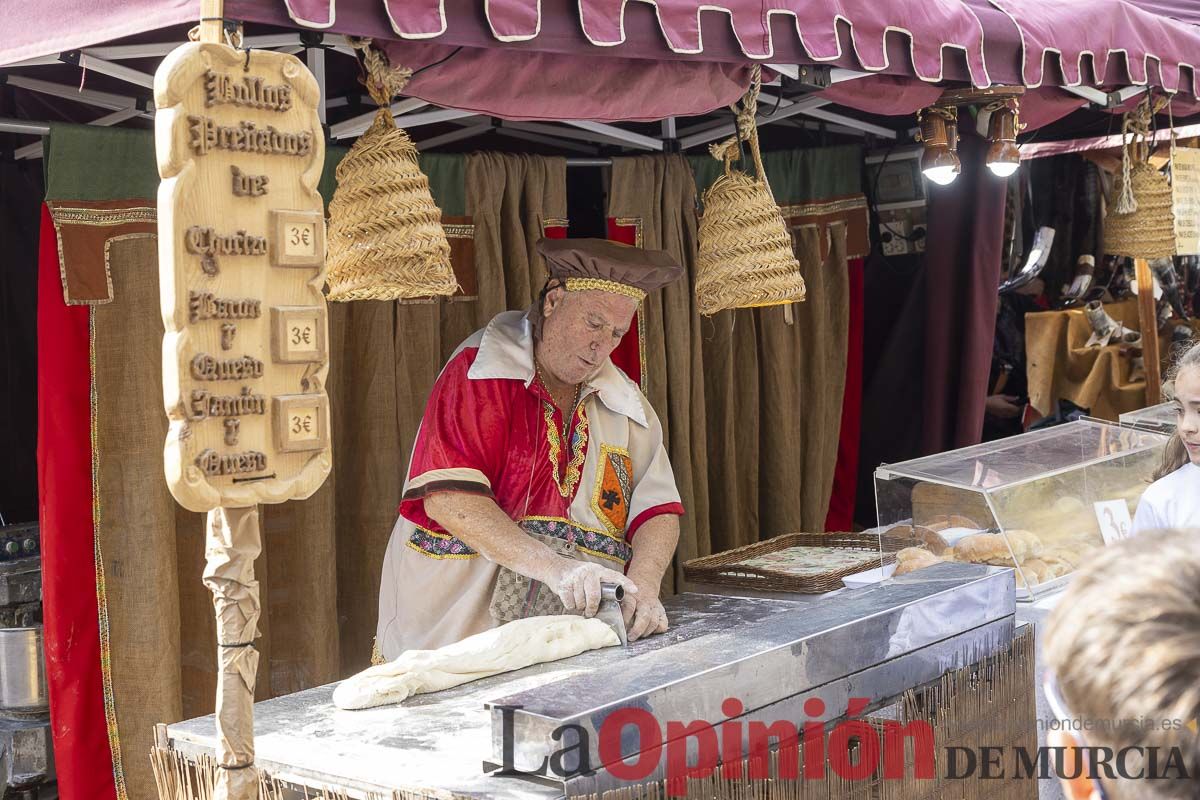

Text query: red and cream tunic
(375, 310), (684, 658)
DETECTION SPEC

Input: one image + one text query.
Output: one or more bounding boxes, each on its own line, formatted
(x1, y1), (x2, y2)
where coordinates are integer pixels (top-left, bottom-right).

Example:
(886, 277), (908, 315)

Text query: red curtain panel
(36, 203), (119, 800)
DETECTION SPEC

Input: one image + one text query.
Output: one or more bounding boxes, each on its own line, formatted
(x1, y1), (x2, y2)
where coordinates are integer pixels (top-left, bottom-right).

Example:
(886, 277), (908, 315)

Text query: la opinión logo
(492, 698), (1193, 794)
(493, 697), (936, 794)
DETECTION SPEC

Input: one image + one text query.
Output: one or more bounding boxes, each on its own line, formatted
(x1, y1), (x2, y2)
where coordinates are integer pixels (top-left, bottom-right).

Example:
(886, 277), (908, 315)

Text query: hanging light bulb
(985, 99), (1022, 178)
(918, 106), (960, 186)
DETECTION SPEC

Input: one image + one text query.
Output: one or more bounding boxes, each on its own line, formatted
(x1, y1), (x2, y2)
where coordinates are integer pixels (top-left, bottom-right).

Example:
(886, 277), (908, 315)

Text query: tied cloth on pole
(204, 505), (263, 800)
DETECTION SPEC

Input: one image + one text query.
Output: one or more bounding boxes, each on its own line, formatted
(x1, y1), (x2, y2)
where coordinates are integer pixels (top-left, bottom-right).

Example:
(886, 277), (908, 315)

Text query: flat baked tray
(682, 532), (905, 594)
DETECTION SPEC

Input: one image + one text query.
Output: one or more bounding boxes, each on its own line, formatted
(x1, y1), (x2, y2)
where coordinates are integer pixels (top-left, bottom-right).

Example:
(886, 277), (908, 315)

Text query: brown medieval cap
(536, 238), (684, 301)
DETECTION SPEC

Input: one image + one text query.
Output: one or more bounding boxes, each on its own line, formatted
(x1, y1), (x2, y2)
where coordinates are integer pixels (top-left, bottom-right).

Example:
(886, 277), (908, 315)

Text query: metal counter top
(165, 562), (1015, 799)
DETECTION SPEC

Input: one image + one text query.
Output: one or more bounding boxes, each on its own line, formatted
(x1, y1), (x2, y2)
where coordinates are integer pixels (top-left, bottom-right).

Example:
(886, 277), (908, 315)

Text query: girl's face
(1174, 366), (1200, 465)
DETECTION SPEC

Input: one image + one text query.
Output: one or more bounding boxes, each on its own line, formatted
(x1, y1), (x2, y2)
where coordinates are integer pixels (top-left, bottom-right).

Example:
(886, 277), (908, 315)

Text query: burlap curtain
(607, 155), (710, 590)
(610, 153), (854, 565)
(698, 228), (851, 549)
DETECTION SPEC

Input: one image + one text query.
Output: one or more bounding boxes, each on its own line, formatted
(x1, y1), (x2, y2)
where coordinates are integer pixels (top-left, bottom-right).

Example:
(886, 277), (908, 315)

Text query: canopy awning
(5, 0), (1200, 95)
(3, 0), (1200, 127)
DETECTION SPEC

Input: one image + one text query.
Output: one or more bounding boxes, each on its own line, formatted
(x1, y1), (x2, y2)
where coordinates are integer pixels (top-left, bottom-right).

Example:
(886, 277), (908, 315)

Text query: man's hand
(621, 514), (680, 642)
(621, 585), (668, 641)
(985, 394), (1023, 419)
(545, 559), (638, 618)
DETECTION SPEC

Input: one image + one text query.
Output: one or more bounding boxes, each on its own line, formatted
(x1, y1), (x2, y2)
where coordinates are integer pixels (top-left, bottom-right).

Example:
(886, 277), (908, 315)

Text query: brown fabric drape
(91, 234), (342, 799)
(1025, 298), (1149, 420)
(85, 154), (565, 800)
(610, 155), (852, 569)
(92, 235), (183, 799)
(607, 155), (710, 591)
(700, 229), (852, 549)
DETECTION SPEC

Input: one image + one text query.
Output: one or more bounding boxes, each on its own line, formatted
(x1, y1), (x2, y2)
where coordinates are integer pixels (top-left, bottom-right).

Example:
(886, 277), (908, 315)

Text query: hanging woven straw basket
(1104, 96), (1177, 260)
(695, 66), (805, 316)
(325, 42), (458, 302)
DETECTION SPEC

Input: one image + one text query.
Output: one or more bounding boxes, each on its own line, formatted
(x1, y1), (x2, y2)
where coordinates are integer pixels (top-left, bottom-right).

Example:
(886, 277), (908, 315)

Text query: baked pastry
(953, 533), (1011, 564)
(1005, 530), (1044, 561)
(893, 547), (943, 576)
(949, 514), (981, 529)
(1018, 558), (1051, 585)
(1053, 496), (1086, 515)
(1040, 545), (1079, 575)
(883, 524), (949, 552)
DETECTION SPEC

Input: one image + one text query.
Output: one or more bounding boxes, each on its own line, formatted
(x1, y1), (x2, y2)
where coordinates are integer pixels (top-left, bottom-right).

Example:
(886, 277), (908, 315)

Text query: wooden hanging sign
(1172, 147), (1200, 256)
(156, 42), (331, 512)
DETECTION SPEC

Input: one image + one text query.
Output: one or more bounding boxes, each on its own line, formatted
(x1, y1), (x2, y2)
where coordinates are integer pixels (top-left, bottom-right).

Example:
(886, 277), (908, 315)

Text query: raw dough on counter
(334, 615), (619, 710)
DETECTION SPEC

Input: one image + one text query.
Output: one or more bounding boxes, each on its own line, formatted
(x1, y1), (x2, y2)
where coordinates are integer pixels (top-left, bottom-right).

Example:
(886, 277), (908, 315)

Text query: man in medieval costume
(375, 238), (686, 659)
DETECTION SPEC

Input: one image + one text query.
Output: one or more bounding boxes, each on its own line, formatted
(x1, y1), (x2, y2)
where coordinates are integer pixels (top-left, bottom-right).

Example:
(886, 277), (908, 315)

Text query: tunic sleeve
(625, 394), (685, 542)
(399, 348), (507, 530)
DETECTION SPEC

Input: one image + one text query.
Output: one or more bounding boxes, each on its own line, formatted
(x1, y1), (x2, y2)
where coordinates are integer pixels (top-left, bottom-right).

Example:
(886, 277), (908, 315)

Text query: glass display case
(1119, 402), (1178, 435)
(874, 420), (1169, 599)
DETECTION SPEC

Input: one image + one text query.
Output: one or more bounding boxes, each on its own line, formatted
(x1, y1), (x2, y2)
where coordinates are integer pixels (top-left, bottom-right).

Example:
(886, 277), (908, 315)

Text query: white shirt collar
(467, 310), (649, 428)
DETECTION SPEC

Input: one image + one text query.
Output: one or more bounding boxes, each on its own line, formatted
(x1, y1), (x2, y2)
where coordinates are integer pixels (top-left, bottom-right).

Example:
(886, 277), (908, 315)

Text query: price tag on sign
(273, 394), (328, 453)
(284, 222), (316, 257)
(270, 209), (324, 268)
(290, 319), (316, 349)
(1093, 500), (1133, 545)
(289, 408), (319, 441)
(271, 306), (326, 363)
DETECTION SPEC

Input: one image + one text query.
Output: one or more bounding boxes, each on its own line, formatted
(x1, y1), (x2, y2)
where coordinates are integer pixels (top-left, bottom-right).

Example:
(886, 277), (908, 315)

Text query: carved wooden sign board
(156, 43), (331, 513)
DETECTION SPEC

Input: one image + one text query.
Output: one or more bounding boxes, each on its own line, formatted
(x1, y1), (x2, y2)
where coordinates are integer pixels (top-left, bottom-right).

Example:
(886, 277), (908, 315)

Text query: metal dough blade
(596, 583), (628, 647)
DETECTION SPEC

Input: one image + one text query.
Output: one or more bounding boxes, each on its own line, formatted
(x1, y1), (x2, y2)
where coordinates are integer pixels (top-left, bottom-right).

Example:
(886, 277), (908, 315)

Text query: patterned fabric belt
(407, 517), (631, 564)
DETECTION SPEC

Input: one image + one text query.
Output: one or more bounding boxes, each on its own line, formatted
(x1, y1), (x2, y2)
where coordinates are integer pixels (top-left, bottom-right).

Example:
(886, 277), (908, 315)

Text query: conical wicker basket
(695, 67), (805, 316)
(1104, 96), (1177, 260)
(1105, 162), (1177, 259)
(325, 44), (457, 302)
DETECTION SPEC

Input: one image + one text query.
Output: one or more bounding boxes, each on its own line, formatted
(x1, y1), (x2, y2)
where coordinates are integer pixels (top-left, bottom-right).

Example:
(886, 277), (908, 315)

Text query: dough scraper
(596, 583), (629, 647)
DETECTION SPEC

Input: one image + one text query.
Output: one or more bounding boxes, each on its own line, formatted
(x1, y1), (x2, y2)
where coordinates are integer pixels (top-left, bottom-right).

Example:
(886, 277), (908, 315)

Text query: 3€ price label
(1093, 500), (1133, 545)
(273, 394), (327, 453)
(289, 408), (319, 440)
(285, 221), (316, 257)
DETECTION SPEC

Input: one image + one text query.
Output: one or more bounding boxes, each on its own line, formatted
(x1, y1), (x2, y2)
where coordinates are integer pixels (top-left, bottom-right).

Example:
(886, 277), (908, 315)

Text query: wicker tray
(683, 532), (905, 594)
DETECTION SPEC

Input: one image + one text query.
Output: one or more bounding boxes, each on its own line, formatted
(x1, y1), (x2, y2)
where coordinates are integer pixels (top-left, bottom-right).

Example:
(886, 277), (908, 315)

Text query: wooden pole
(204, 506), (261, 800)
(199, 0), (224, 44)
(1135, 258), (1163, 405)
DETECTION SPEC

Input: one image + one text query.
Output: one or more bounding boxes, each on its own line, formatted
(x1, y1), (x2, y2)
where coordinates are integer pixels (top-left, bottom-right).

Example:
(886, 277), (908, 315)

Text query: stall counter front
(160, 563), (1020, 799)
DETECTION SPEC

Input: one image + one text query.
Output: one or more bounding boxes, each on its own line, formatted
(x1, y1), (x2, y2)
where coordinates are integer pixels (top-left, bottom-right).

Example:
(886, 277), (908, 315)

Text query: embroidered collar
(467, 310), (649, 428)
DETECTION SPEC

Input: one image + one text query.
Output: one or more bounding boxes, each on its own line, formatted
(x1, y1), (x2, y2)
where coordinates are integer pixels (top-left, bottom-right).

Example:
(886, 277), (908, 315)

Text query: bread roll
(1040, 545), (1079, 575)
(894, 547), (942, 576)
(1053, 496), (1086, 515)
(1019, 558), (1050, 585)
(953, 533), (1011, 564)
(883, 524), (949, 552)
(1006, 529), (1044, 560)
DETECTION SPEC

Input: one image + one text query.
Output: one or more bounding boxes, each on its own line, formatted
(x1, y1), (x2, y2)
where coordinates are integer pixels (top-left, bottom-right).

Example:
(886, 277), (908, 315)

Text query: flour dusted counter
(157, 563), (1030, 799)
